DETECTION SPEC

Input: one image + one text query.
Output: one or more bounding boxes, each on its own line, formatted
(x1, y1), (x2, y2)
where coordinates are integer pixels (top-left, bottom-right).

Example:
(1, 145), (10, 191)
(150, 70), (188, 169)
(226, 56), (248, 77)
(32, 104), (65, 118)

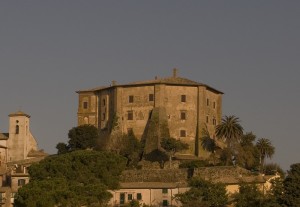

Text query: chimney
(111, 80), (117, 86)
(173, 68), (178, 78)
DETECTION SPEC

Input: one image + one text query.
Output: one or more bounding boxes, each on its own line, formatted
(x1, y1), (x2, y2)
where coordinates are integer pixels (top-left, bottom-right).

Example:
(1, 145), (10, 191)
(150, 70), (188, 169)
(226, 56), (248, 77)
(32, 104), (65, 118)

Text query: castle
(77, 69), (223, 157)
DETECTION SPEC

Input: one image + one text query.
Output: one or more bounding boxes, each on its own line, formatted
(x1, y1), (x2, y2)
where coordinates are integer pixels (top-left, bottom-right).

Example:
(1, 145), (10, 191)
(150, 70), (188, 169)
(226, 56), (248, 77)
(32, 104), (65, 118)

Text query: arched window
(16, 125), (19, 134)
(84, 117), (89, 124)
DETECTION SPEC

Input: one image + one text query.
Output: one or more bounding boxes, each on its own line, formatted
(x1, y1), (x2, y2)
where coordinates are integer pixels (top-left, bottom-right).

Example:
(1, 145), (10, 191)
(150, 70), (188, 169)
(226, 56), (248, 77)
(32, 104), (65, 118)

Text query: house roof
(9, 110), (31, 118)
(0, 133), (8, 140)
(76, 72), (223, 94)
(120, 182), (187, 189)
(27, 149), (49, 157)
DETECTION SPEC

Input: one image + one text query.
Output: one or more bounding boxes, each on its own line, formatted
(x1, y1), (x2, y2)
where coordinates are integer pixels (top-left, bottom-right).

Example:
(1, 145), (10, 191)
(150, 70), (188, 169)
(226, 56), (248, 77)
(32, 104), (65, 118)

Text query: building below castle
(0, 111), (47, 207)
(77, 69), (223, 157)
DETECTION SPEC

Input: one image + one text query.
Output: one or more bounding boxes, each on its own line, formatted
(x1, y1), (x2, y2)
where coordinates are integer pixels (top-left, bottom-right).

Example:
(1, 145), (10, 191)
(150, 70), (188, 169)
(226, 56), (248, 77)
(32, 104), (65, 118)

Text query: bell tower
(7, 111), (37, 162)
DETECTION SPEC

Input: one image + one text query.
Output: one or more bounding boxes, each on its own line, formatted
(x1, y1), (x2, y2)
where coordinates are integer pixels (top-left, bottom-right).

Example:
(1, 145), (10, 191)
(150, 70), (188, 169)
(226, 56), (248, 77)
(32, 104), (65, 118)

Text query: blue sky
(0, 1), (299, 171)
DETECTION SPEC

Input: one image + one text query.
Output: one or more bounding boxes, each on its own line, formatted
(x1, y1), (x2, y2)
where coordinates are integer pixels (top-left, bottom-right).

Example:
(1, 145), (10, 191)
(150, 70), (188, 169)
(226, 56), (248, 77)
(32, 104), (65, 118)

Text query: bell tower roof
(8, 110), (31, 118)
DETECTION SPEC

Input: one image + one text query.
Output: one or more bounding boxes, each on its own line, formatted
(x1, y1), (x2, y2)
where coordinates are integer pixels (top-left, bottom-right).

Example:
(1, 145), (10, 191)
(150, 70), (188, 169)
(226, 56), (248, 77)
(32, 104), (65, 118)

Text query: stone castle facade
(76, 69), (223, 157)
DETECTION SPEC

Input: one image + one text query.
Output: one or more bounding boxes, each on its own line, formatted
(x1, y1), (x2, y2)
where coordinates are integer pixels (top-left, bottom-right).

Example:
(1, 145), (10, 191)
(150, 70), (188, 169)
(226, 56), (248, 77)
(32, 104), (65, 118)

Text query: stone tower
(7, 111), (38, 162)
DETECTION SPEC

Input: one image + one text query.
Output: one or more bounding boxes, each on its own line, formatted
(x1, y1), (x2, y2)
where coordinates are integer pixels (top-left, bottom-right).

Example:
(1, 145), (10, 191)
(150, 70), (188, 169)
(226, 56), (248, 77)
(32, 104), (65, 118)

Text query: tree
(236, 132), (260, 170)
(256, 138), (275, 172)
(201, 125), (220, 165)
(56, 142), (69, 154)
(119, 131), (142, 167)
(160, 137), (189, 167)
(15, 150), (127, 207)
(282, 163), (300, 206)
(68, 124), (99, 150)
(233, 184), (264, 207)
(175, 177), (228, 207)
(56, 125), (99, 154)
(263, 163), (285, 177)
(263, 177), (284, 207)
(215, 115), (243, 148)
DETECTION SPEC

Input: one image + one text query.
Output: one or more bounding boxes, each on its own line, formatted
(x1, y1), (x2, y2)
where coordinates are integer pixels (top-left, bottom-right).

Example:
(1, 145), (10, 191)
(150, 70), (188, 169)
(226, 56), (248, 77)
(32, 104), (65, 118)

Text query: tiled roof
(120, 182), (186, 189)
(27, 149), (49, 157)
(0, 133), (9, 140)
(77, 76), (223, 94)
(9, 110), (30, 118)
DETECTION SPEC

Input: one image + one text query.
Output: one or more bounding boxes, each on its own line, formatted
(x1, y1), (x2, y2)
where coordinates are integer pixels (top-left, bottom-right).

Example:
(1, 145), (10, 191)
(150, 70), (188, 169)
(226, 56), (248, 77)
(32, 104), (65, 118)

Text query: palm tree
(215, 115), (244, 148)
(201, 125), (220, 165)
(256, 138), (275, 172)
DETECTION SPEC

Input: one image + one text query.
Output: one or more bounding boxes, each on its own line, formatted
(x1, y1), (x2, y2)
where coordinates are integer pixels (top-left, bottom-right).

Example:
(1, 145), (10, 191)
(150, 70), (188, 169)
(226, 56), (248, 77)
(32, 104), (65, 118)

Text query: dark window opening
(137, 193), (142, 200)
(163, 200), (168, 206)
(180, 130), (186, 137)
(206, 116), (209, 123)
(162, 188), (168, 194)
(120, 193), (125, 205)
(180, 111), (186, 120)
(128, 194), (133, 201)
(83, 101), (88, 109)
(149, 94), (154, 101)
(16, 125), (19, 134)
(213, 101), (216, 109)
(129, 95), (134, 103)
(181, 95), (186, 102)
(207, 98), (210, 106)
(18, 179), (26, 186)
(128, 111), (133, 120)
(103, 99), (106, 106)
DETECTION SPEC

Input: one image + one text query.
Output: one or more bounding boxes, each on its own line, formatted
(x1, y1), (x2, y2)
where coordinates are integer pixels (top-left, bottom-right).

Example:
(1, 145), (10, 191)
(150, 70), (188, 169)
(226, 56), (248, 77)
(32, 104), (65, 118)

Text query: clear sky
(0, 1), (299, 171)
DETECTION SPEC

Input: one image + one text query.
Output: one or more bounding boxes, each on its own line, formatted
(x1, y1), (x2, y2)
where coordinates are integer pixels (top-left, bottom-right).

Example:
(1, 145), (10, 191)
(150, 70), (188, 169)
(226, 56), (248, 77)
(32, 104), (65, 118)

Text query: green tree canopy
(233, 184), (264, 207)
(161, 137), (189, 167)
(15, 150), (126, 207)
(119, 131), (142, 167)
(175, 177), (228, 207)
(236, 132), (260, 170)
(56, 125), (99, 154)
(215, 115), (243, 147)
(256, 138), (275, 172)
(282, 163), (300, 206)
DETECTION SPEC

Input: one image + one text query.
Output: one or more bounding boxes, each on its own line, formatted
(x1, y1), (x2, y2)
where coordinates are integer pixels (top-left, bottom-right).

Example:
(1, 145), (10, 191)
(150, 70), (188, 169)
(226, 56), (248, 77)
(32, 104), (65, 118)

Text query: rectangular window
(163, 200), (168, 206)
(162, 188), (168, 194)
(128, 111), (133, 120)
(103, 99), (106, 106)
(18, 179), (26, 186)
(213, 101), (216, 109)
(180, 111), (186, 120)
(129, 95), (134, 103)
(137, 193), (142, 200)
(181, 95), (186, 102)
(180, 130), (186, 137)
(83, 101), (88, 109)
(128, 194), (133, 201)
(149, 94), (154, 101)
(213, 118), (216, 125)
(207, 98), (209, 106)
(206, 116), (209, 123)
(120, 193), (125, 205)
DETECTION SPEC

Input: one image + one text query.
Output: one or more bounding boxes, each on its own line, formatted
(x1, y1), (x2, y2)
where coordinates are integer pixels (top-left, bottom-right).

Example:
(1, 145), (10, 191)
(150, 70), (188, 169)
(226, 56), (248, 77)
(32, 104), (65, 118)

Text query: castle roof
(8, 111), (31, 118)
(77, 72), (223, 94)
(0, 133), (9, 140)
